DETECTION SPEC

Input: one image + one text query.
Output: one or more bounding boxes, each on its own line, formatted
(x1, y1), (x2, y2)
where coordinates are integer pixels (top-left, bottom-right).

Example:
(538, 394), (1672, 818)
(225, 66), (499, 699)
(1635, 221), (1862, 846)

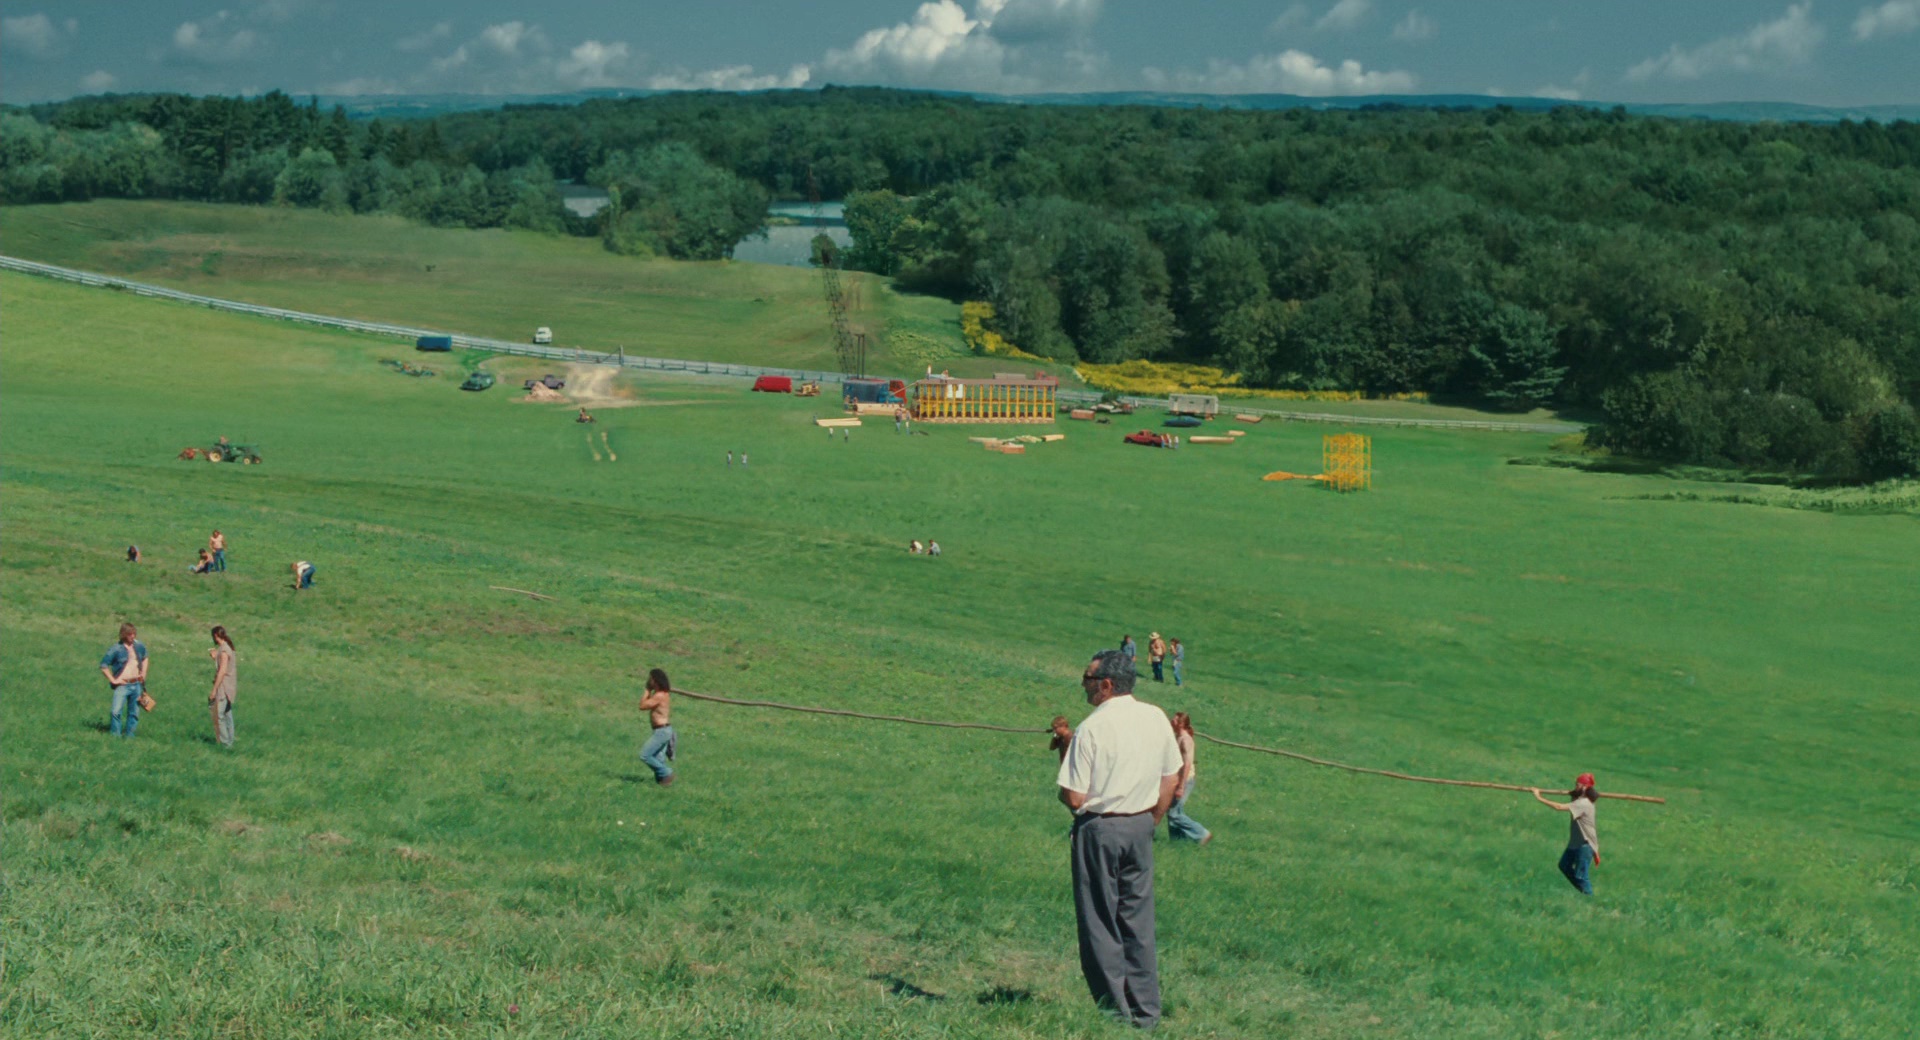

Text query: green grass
(0, 200), (992, 378)
(4, 269), (1917, 1039)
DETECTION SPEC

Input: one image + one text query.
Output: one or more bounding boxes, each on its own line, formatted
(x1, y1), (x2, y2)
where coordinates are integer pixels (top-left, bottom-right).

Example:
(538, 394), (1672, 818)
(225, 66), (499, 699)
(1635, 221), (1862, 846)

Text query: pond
(732, 201), (851, 267)
(555, 190), (853, 266)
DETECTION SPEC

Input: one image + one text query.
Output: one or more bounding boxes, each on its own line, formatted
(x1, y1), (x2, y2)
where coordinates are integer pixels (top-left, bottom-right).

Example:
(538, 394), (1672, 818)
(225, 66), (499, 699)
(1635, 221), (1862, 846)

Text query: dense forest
(5, 88), (1918, 478)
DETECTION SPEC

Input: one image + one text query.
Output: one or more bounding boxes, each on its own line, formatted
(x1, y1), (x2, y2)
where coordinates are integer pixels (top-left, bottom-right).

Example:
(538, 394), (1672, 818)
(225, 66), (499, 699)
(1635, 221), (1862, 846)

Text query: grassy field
(3, 268), (1917, 1039)
(0, 201), (1581, 424)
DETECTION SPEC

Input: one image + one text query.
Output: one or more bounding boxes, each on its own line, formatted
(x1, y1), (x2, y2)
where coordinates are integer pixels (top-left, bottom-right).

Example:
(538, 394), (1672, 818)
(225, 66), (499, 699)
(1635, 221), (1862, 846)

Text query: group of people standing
(1053, 646), (1604, 1030)
(1119, 632), (1183, 685)
(99, 622), (238, 747)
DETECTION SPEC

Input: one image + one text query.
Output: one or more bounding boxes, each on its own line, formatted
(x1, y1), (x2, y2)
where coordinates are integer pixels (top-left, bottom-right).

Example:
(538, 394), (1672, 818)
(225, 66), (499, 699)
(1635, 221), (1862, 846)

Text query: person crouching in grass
(638, 668), (676, 786)
(1533, 773), (1601, 895)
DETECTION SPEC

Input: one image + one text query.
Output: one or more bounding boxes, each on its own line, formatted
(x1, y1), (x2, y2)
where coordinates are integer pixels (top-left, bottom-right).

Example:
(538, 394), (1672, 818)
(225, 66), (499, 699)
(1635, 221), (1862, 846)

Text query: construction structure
(909, 374), (1058, 423)
(1322, 433), (1372, 491)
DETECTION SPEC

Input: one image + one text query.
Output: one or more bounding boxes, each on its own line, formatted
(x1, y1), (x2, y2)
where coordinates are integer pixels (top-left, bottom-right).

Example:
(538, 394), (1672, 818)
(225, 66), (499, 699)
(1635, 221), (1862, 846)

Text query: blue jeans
(110, 682), (144, 738)
(1559, 843), (1594, 895)
(299, 564), (315, 588)
(212, 549), (226, 571)
(1172, 659), (1182, 686)
(1150, 658), (1164, 682)
(640, 725), (676, 781)
(1166, 780), (1210, 842)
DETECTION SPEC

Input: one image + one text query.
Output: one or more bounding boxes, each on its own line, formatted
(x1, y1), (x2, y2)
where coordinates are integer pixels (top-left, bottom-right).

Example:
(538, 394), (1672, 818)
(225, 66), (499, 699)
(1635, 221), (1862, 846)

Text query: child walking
(638, 668), (677, 786)
(1166, 712), (1212, 844)
(1533, 773), (1601, 895)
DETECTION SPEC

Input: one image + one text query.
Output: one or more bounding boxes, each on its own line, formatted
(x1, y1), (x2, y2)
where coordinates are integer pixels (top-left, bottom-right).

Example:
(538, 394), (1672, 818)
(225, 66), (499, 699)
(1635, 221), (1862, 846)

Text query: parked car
(460, 371), (496, 392)
(533, 327), (553, 344)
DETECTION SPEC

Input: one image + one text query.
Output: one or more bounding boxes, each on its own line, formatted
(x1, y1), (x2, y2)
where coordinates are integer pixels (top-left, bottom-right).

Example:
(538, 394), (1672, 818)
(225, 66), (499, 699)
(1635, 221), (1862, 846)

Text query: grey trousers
(1071, 812), (1160, 1028)
(212, 698), (234, 747)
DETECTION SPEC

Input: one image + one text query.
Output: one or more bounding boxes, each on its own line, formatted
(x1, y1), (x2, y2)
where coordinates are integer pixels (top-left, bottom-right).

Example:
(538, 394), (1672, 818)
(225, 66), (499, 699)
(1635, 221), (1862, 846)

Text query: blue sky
(4, 1), (1916, 105)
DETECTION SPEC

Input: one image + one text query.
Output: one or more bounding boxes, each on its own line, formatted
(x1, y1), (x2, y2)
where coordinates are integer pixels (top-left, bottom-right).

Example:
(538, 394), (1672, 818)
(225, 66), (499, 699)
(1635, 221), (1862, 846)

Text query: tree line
(5, 88), (1917, 478)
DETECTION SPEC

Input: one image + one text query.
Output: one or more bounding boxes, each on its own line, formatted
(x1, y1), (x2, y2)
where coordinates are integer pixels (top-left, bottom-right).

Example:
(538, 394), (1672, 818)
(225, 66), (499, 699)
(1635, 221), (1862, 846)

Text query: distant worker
(1532, 774), (1601, 896)
(126, 545), (142, 563)
(291, 560), (315, 590)
(843, 428), (850, 443)
(1058, 649), (1183, 1030)
(910, 540), (924, 555)
(638, 668), (676, 786)
(1120, 635), (1136, 664)
(1049, 716), (1074, 763)
(189, 549), (214, 574)
(100, 622), (150, 739)
(727, 450), (734, 467)
(1170, 638), (1184, 686)
(1165, 712), (1212, 845)
(209, 529), (226, 572)
(741, 452), (748, 467)
(927, 539), (941, 557)
(577, 408), (595, 424)
(207, 625), (237, 748)
(1148, 633), (1166, 683)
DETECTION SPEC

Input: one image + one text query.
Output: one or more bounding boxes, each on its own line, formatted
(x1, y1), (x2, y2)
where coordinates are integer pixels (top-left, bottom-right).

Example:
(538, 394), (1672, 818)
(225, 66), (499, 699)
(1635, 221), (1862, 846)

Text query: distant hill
(317, 86), (1920, 124)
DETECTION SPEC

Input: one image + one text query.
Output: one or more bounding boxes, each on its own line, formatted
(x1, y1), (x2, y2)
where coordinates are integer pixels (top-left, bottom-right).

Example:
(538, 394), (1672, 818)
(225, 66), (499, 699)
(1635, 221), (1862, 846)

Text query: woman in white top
(1533, 773), (1600, 895)
(1165, 712), (1212, 844)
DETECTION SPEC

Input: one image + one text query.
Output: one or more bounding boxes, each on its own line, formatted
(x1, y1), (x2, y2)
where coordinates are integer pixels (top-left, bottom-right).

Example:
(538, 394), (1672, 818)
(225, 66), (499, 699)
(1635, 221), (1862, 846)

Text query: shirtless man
(209, 529), (227, 572)
(638, 668), (676, 786)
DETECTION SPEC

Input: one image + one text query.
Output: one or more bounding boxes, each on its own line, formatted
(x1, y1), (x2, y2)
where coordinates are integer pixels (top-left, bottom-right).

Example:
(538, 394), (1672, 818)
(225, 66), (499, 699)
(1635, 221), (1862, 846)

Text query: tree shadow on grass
(976, 985), (1032, 1006)
(870, 974), (946, 1002)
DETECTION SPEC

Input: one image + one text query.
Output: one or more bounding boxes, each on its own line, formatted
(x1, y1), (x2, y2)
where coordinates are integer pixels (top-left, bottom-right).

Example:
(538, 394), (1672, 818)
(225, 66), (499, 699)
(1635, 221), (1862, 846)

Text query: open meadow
(3, 267), (1917, 1039)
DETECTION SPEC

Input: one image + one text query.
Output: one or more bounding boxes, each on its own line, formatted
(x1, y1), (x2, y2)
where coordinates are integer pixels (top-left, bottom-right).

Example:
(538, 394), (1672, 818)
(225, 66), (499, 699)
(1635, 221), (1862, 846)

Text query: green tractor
(459, 370), (496, 392)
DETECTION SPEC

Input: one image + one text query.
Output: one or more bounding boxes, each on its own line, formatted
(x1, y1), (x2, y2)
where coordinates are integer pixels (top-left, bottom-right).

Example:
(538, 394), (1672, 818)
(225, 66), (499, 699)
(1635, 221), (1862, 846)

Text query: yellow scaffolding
(908, 376), (1058, 423)
(1322, 433), (1372, 492)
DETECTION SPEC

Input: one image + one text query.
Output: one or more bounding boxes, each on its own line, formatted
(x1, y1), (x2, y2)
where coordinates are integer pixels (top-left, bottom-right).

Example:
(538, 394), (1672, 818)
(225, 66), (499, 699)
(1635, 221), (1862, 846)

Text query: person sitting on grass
(1533, 773), (1601, 896)
(910, 540), (924, 555)
(189, 549), (214, 574)
(928, 539), (941, 557)
(638, 668), (676, 787)
(126, 545), (142, 563)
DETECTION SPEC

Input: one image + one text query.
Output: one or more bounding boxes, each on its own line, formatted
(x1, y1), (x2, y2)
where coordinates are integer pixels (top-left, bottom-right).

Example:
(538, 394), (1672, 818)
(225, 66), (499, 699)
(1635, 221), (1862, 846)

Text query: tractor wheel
(207, 451), (223, 463)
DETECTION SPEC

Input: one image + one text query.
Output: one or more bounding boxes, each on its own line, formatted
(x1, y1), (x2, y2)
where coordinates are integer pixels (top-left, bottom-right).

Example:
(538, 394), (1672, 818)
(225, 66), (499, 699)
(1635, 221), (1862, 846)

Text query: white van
(533, 326), (553, 345)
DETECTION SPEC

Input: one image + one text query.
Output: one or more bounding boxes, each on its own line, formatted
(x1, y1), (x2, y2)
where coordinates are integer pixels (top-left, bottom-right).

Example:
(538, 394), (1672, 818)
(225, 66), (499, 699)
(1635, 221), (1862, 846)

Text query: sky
(3, 1), (1917, 106)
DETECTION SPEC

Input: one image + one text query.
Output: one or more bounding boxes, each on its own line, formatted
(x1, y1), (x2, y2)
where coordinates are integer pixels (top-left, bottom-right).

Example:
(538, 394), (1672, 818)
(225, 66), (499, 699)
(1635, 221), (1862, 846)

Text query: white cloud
(324, 76), (400, 96)
(4, 12), (76, 56)
(1853, 0), (1920, 38)
(647, 64), (814, 91)
(557, 40), (636, 88)
(1529, 68), (1591, 100)
(820, 0), (1107, 92)
(1268, 4), (1311, 34)
(396, 22), (452, 52)
(1391, 10), (1436, 42)
(171, 12), (264, 64)
(1314, 0), (1371, 32)
(480, 21), (543, 57)
(1148, 48), (1414, 95)
(80, 69), (117, 92)
(1626, 3), (1824, 82)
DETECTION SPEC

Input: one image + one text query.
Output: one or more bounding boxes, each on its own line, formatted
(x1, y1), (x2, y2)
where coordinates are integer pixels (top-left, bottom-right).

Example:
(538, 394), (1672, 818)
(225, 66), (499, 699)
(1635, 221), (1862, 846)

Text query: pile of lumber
(815, 417), (862, 428)
(1235, 413), (1263, 423)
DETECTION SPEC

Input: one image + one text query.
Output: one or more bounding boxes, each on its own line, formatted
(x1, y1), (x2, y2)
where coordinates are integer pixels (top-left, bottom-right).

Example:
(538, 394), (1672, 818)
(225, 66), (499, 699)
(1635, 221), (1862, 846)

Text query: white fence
(0, 254), (1582, 435)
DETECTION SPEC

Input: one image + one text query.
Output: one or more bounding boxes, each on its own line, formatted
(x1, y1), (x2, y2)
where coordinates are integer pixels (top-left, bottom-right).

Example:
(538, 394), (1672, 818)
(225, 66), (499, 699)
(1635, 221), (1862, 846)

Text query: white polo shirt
(1058, 694), (1184, 816)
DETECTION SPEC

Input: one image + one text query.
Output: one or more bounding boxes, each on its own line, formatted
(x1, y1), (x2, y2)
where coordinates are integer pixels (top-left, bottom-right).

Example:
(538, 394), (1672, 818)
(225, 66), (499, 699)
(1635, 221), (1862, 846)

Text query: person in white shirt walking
(1057, 649), (1184, 1030)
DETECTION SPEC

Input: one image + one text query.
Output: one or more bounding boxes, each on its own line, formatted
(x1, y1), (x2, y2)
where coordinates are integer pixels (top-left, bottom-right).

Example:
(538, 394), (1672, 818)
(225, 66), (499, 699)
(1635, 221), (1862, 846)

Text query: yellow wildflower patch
(961, 301), (1048, 361)
(1074, 359), (1429, 403)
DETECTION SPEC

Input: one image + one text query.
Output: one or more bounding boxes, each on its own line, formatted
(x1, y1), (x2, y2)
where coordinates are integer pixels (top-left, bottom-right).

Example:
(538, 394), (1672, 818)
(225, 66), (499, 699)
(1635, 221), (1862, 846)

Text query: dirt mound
(520, 383), (566, 402)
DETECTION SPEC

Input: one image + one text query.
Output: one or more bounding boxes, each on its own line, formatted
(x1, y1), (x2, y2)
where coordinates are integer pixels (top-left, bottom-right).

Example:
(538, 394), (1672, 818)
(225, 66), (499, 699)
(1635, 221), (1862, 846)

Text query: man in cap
(1057, 649), (1184, 1029)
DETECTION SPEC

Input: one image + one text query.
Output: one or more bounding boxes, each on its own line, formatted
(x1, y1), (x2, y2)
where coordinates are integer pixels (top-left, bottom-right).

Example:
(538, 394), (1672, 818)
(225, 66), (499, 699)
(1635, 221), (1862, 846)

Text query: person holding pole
(1165, 712), (1212, 845)
(1058, 649), (1183, 1030)
(1533, 773), (1601, 895)
(638, 668), (676, 786)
